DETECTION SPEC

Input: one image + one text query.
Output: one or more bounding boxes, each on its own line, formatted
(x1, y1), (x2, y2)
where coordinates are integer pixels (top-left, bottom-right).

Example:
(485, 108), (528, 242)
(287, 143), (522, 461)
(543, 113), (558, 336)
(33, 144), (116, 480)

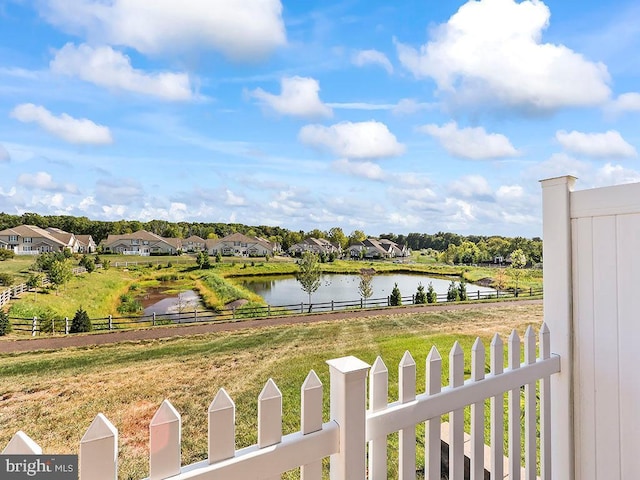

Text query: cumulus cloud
(17, 171), (78, 193)
(419, 121), (519, 160)
(249, 76), (332, 118)
(352, 49), (393, 73)
(496, 185), (524, 201)
(299, 121), (405, 159)
(51, 43), (194, 101)
(395, 0), (611, 111)
(10, 103), (113, 145)
(40, 0), (286, 60)
(608, 92), (640, 114)
(594, 163), (640, 186)
(0, 144), (10, 162)
(526, 153), (591, 181)
(449, 175), (494, 201)
(556, 130), (637, 158)
(224, 189), (247, 206)
(332, 158), (385, 180)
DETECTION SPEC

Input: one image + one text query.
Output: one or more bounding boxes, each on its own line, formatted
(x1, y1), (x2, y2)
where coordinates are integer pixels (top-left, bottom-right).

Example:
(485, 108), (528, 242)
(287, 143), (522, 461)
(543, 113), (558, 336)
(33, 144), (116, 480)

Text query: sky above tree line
(1, 0), (639, 238)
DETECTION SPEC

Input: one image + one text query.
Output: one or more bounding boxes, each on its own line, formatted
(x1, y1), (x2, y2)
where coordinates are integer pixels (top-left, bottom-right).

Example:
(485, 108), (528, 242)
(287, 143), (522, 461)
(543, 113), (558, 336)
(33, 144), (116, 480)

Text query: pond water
(142, 289), (203, 316)
(240, 273), (495, 307)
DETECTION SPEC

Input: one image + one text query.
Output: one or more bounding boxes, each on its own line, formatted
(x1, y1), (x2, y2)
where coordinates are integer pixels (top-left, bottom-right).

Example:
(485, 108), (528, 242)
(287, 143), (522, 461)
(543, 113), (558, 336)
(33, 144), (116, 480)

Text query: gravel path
(0, 299), (542, 354)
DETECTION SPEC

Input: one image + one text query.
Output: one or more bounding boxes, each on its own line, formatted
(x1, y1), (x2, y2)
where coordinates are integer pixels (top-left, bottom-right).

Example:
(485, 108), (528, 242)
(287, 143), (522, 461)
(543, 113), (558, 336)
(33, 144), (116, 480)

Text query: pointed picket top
(371, 356), (388, 376)
(369, 356), (388, 412)
(209, 389), (235, 464)
(508, 330), (521, 369)
(399, 350), (416, 403)
(449, 341), (464, 388)
(258, 378), (282, 448)
(540, 322), (550, 359)
(301, 370), (323, 435)
(81, 413), (117, 442)
(426, 345), (442, 395)
(524, 325), (536, 364)
(490, 333), (504, 375)
(471, 337), (486, 381)
(151, 399), (181, 426)
(2, 431), (42, 454)
(399, 350), (416, 368)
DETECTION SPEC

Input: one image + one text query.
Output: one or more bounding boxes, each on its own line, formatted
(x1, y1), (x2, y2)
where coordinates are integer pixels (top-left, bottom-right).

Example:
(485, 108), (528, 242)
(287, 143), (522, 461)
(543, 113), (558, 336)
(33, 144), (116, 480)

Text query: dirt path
(0, 299), (542, 354)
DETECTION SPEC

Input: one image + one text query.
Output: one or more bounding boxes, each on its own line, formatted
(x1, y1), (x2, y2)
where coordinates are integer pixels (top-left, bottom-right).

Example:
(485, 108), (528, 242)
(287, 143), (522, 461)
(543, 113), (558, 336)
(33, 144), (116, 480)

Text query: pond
(142, 289), (203, 316)
(240, 273), (495, 307)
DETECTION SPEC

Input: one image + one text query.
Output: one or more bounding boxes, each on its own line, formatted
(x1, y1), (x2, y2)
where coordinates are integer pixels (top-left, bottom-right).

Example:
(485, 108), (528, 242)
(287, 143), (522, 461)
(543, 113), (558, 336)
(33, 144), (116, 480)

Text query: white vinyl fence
(3, 325), (560, 480)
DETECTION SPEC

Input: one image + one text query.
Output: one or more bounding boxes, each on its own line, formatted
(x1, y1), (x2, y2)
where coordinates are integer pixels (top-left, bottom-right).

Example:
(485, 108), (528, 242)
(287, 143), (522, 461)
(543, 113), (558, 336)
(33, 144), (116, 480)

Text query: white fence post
(108, 315), (112, 330)
(32, 316), (37, 336)
(301, 370), (323, 480)
(449, 342), (464, 480)
(208, 388), (235, 464)
(326, 356), (370, 480)
(524, 326), (537, 480)
(470, 338), (485, 480)
(540, 176), (575, 480)
(368, 357), (388, 480)
(259, 378), (282, 480)
(2, 431), (42, 454)
(149, 400), (181, 480)
(490, 334), (504, 480)
(65, 317), (69, 335)
(399, 351), (416, 480)
(424, 346), (442, 480)
(80, 413), (118, 480)
(508, 330), (521, 480)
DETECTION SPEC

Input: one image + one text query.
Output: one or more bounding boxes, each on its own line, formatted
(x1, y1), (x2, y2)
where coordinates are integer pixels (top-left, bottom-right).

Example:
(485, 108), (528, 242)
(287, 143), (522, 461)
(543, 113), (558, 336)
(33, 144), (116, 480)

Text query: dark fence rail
(6, 286), (543, 337)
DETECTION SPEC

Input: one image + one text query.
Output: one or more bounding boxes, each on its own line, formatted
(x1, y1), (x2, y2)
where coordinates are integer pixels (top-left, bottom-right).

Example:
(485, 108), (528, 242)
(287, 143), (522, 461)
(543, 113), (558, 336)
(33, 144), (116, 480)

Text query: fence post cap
(326, 356), (370, 374)
(81, 413), (117, 442)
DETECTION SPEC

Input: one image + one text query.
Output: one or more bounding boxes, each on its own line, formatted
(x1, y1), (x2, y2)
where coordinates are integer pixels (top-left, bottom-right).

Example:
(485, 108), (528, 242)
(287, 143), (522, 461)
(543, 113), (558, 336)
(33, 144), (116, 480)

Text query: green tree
(48, 259), (73, 294)
(70, 307), (92, 333)
(215, 251), (222, 263)
(0, 249), (15, 260)
(0, 309), (11, 336)
(414, 282), (427, 304)
(390, 283), (402, 306)
(295, 252), (322, 305)
(509, 248), (527, 296)
(26, 273), (43, 300)
(358, 269), (375, 307)
(79, 254), (95, 273)
(328, 227), (348, 250)
(0, 272), (13, 287)
(458, 278), (468, 301)
(426, 282), (438, 303)
(447, 281), (460, 302)
(348, 230), (367, 244)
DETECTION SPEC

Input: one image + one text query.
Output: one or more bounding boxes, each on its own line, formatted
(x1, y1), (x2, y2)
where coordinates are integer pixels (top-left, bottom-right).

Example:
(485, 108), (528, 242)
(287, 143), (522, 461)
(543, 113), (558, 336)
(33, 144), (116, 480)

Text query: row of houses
(0, 225), (97, 254)
(287, 237), (410, 259)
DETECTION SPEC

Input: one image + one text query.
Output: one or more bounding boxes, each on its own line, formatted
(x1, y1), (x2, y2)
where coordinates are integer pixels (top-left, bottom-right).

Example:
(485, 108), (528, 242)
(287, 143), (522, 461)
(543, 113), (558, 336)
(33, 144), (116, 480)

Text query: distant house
(288, 238), (341, 257)
(183, 235), (206, 252)
(75, 235), (97, 253)
(0, 225), (71, 254)
(45, 227), (82, 252)
(100, 230), (181, 255)
(349, 238), (410, 259)
(206, 233), (280, 257)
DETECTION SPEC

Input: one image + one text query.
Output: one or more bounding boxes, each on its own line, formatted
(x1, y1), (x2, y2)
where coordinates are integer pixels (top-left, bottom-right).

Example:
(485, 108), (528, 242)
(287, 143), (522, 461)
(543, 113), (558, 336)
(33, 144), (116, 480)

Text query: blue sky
(1, 0), (639, 238)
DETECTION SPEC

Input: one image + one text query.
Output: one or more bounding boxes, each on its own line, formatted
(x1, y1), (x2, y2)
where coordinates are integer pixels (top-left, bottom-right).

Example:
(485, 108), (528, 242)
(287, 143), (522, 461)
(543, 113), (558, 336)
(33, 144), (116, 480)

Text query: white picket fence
(2, 324), (559, 480)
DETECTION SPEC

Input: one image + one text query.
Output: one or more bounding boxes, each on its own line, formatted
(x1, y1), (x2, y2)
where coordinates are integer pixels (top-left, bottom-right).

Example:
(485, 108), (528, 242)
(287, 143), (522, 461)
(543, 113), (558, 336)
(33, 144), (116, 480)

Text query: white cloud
(352, 49), (393, 73)
(449, 175), (494, 201)
(17, 171), (78, 193)
(496, 185), (524, 201)
(250, 76), (332, 118)
(95, 177), (144, 204)
(10, 103), (113, 145)
(51, 43), (194, 101)
(40, 0), (286, 60)
(527, 153), (591, 181)
(299, 121), (405, 159)
(224, 189), (247, 206)
(395, 0), (610, 111)
(594, 163), (640, 187)
(608, 92), (640, 114)
(0, 144), (10, 162)
(392, 98), (433, 115)
(556, 130), (637, 158)
(332, 158), (385, 180)
(419, 121), (519, 160)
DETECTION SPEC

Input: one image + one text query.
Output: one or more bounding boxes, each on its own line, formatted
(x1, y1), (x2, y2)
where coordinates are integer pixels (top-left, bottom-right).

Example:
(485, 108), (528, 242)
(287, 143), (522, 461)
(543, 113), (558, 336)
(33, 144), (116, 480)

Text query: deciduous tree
(295, 252), (322, 305)
(358, 269), (375, 307)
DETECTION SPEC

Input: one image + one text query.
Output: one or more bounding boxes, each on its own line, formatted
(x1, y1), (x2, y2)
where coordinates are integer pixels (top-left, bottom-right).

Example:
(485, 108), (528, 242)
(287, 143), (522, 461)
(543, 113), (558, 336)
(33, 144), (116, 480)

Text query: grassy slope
(0, 303), (543, 479)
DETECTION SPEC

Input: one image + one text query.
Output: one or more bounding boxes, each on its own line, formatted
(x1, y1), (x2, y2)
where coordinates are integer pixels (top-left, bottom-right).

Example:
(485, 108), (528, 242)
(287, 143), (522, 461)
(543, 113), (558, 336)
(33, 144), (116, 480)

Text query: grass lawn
(0, 255), (37, 284)
(0, 303), (543, 479)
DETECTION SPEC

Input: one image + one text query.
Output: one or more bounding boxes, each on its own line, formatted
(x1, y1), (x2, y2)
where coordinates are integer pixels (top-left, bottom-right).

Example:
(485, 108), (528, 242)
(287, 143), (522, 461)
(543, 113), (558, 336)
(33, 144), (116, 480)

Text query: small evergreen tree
(458, 278), (467, 301)
(414, 282), (427, 304)
(79, 254), (95, 273)
(447, 281), (460, 302)
(426, 282), (438, 303)
(0, 309), (11, 336)
(215, 251), (222, 263)
(70, 308), (92, 333)
(390, 283), (402, 306)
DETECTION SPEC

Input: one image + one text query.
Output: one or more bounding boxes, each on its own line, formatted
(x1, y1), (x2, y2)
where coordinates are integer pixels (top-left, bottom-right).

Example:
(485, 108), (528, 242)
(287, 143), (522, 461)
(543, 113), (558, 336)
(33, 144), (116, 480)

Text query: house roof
(0, 225), (67, 246)
(45, 227), (75, 246)
(75, 235), (95, 247)
(206, 232), (274, 250)
(185, 235), (205, 243)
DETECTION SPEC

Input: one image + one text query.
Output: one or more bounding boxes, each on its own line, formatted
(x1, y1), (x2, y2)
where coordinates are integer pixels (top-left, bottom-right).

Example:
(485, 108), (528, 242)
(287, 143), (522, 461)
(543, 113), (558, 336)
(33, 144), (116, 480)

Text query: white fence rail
(3, 324), (559, 480)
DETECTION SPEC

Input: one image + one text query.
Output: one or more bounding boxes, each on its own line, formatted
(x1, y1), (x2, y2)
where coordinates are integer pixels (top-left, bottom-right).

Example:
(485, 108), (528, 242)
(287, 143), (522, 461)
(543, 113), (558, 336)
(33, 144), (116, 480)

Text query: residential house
(0, 225), (70, 254)
(75, 235), (97, 253)
(45, 227), (82, 252)
(100, 230), (181, 255)
(349, 238), (410, 259)
(206, 233), (279, 257)
(288, 237), (341, 257)
(183, 235), (206, 252)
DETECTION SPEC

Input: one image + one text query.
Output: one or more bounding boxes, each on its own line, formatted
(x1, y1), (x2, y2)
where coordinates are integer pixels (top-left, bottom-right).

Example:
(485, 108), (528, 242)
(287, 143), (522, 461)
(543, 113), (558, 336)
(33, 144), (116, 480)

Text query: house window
(9, 235), (17, 242)
(131, 239), (140, 245)
(23, 246), (31, 251)
(24, 237), (32, 243)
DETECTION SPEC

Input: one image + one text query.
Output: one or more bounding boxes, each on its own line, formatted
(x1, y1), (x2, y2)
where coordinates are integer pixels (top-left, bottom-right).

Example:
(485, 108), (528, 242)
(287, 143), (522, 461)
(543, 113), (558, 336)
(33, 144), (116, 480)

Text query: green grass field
(0, 303), (543, 479)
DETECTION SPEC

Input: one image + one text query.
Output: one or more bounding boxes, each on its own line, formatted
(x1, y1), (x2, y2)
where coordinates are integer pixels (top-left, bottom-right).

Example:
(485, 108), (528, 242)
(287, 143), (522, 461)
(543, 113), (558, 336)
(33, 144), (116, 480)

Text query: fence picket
(425, 346), (442, 480)
(301, 370), (323, 480)
(508, 330), (521, 480)
(149, 400), (181, 480)
(449, 341), (465, 480)
(490, 333), (504, 480)
(539, 323), (551, 480)
(524, 326), (537, 480)
(208, 389), (235, 464)
(80, 413), (118, 480)
(369, 357), (389, 480)
(471, 338), (485, 480)
(2, 431), (42, 454)
(399, 351), (416, 480)
(258, 379), (282, 450)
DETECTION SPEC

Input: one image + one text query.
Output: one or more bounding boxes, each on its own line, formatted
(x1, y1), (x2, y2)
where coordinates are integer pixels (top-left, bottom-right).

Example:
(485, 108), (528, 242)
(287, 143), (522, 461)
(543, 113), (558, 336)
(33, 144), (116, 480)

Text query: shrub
(38, 308), (59, 334)
(426, 282), (438, 303)
(0, 309), (11, 336)
(447, 281), (460, 302)
(390, 283), (402, 306)
(414, 283), (427, 304)
(0, 272), (13, 287)
(70, 308), (92, 333)
(458, 278), (468, 301)
(117, 293), (142, 314)
(0, 249), (15, 261)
